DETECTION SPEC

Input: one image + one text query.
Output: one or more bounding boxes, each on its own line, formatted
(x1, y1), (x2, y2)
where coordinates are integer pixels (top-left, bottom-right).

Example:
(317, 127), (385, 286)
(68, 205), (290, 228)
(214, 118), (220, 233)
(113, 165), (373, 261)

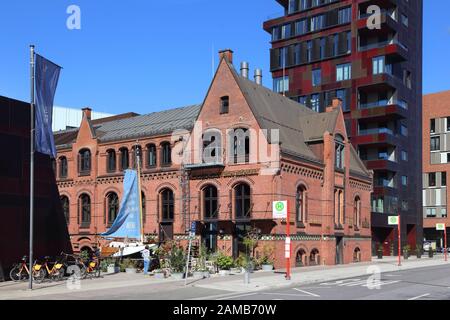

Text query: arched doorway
(309, 248), (320, 266)
(296, 249), (306, 267)
(353, 247), (361, 263)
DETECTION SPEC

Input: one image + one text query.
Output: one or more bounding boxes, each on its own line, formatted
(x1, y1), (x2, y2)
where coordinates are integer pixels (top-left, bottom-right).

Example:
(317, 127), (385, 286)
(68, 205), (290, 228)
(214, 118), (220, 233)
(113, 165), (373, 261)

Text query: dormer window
(220, 96), (229, 114)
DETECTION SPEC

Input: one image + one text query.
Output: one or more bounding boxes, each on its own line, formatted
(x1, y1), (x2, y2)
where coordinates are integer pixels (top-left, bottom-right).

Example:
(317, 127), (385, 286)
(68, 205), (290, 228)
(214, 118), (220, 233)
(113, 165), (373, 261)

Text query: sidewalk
(0, 255), (448, 299)
(193, 255), (450, 293)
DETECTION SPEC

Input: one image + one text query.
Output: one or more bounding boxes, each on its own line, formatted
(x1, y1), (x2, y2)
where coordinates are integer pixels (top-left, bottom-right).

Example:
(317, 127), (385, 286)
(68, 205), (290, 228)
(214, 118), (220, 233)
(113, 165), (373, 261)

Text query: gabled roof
(54, 104), (201, 146)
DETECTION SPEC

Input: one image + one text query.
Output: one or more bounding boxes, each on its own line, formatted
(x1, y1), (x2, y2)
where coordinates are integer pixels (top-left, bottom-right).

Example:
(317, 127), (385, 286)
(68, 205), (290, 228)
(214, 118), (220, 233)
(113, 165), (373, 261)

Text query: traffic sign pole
(285, 200), (291, 280)
(397, 215), (401, 267)
(445, 226), (447, 262)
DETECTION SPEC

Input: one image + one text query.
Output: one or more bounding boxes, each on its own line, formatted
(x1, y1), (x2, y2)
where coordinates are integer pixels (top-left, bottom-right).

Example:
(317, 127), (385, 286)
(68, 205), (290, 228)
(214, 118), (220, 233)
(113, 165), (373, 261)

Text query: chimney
(254, 68), (263, 85)
(240, 61), (249, 79)
(82, 107), (92, 120)
(326, 98), (342, 113)
(219, 49), (234, 64)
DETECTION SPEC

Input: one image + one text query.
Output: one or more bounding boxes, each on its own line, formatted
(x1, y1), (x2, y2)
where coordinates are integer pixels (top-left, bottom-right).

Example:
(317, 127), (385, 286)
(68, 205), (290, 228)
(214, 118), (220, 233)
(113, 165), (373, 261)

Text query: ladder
(180, 165), (191, 233)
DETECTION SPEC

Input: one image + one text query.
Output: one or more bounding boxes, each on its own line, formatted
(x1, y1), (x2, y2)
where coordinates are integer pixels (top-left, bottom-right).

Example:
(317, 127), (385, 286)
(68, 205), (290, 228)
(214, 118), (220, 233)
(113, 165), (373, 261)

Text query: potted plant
(416, 245), (422, 259)
(193, 244), (210, 278)
(377, 244), (383, 259)
(216, 253), (234, 276)
(403, 245), (410, 260)
(168, 244), (186, 280)
(124, 259), (137, 274)
(153, 269), (166, 279)
(259, 244), (275, 271)
(103, 258), (119, 274)
(429, 248), (434, 258)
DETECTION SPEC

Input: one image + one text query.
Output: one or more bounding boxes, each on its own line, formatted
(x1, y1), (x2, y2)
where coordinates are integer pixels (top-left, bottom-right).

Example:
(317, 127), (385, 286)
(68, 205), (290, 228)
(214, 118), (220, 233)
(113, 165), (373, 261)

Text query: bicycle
(9, 256), (45, 283)
(80, 257), (101, 279)
(41, 256), (66, 282)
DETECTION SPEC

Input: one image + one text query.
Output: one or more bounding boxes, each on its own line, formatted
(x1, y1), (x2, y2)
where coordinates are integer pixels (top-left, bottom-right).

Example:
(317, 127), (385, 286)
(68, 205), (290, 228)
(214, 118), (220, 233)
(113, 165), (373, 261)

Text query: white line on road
(408, 293), (430, 300)
(262, 292), (312, 298)
(293, 288), (320, 297)
(216, 293), (258, 300)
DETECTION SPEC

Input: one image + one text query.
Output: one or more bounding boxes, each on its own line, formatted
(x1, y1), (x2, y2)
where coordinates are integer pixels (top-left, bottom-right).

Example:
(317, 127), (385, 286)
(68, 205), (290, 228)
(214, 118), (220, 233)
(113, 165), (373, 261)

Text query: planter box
(171, 272), (185, 280)
(107, 266), (119, 274)
(193, 272), (205, 279)
(125, 268), (137, 274)
(230, 268), (241, 274)
(219, 270), (231, 276)
(261, 264), (274, 272)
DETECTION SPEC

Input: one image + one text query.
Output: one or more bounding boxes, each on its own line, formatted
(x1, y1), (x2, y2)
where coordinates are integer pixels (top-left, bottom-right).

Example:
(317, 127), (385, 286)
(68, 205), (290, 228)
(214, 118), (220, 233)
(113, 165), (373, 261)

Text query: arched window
(119, 147), (129, 171)
(231, 128), (250, 164)
(106, 192), (119, 225)
(296, 185), (307, 223)
(141, 192), (146, 223)
(146, 144), (157, 168)
(79, 194), (91, 226)
(203, 185), (219, 219)
(161, 142), (172, 165)
(203, 131), (222, 164)
(78, 149), (91, 174)
(61, 196), (70, 224)
(59, 157), (68, 179)
(354, 196), (361, 228)
(106, 150), (116, 173)
(161, 188), (174, 221)
(132, 145), (142, 169)
(334, 189), (344, 226)
(234, 183), (251, 219)
(335, 134), (345, 170)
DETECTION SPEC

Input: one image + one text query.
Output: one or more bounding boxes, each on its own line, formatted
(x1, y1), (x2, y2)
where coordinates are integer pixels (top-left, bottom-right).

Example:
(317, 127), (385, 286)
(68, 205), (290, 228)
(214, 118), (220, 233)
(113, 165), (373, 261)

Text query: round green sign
(275, 202), (285, 211)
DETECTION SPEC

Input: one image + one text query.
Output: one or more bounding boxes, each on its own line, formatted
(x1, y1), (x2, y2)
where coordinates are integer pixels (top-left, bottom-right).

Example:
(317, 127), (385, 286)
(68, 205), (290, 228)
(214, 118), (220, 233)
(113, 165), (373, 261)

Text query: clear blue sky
(0, 0), (447, 115)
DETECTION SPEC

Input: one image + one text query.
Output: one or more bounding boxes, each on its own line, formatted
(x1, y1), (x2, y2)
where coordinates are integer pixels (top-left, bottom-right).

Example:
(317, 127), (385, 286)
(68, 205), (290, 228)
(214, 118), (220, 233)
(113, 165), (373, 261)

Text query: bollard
(244, 270), (250, 285)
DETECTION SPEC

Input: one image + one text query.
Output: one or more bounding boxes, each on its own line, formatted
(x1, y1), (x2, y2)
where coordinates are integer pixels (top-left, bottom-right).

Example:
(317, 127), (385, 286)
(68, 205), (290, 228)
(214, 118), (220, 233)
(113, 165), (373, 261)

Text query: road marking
(262, 292), (313, 298)
(216, 293), (258, 300)
(361, 280), (400, 288)
(408, 293), (430, 301)
(293, 288), (320, 297)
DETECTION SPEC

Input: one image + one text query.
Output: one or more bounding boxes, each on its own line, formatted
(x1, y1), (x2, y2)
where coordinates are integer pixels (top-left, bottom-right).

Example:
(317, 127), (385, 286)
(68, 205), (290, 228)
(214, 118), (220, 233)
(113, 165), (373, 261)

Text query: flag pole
(136, 142), (144, 244)
(29, 44), (35, 290)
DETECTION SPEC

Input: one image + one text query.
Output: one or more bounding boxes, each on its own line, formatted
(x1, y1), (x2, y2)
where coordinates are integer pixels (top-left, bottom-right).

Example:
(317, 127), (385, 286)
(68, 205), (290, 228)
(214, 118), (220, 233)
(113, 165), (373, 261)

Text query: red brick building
(54, 50), (373, 267)
(422, 91), (450, 247)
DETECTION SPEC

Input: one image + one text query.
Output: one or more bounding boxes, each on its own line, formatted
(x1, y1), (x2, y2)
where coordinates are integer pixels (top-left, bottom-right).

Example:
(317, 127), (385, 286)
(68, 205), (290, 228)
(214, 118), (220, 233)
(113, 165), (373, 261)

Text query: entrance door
(159, 223), (173, 243)
(336, 236), (344, 265)
(202, 222), (218, 253)
(233, 223), (251, 259)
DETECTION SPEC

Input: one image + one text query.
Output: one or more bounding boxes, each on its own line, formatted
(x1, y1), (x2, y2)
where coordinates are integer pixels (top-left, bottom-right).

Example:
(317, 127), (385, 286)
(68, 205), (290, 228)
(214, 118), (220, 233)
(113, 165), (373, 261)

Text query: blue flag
(35, 54), (61, 158)
(101, 170), (142, 240)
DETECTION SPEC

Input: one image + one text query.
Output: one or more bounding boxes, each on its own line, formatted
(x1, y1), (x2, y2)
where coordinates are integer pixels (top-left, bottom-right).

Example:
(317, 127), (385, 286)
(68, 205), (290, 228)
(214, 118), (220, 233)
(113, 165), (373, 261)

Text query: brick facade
(55, 52), (372, 268)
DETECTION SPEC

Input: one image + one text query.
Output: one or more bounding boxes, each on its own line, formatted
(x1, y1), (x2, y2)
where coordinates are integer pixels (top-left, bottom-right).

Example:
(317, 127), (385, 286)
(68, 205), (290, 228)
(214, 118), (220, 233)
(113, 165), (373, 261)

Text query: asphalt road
(8, 263), (450, 300)
(201, 264), (450, 300)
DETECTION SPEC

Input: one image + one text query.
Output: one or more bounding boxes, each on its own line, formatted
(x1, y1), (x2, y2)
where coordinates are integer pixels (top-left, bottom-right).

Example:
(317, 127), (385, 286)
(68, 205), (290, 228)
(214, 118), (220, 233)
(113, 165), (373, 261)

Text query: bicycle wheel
(33, 269), (46, 283)
(54, 267), (65, 281)
(9, 266), (27, 282)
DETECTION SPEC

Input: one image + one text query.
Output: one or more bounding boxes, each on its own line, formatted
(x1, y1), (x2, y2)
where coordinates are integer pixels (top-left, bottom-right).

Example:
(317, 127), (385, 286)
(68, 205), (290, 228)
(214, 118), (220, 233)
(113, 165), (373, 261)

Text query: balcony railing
(359, 99), (408, 110)
(359, 127), (394, 136)
(358, 39), (408, 52)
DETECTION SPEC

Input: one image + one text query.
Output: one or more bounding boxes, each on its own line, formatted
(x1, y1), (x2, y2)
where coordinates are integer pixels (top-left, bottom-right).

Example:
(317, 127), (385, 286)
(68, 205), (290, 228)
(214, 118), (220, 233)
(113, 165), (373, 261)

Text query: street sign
(388, 216), (399, 225)
(285, 237), (291, 259)
(191, 221), (197, 233)
(273, 201), (288, 219)
(436, 223), (446, 231)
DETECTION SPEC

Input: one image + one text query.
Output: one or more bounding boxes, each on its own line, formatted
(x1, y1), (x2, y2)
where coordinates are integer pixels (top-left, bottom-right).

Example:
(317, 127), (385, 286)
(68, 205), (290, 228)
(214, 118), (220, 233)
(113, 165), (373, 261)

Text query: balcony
(359, 127), (393, 136)
(352, 100), (408, 122)
(357, 10), (398, 35)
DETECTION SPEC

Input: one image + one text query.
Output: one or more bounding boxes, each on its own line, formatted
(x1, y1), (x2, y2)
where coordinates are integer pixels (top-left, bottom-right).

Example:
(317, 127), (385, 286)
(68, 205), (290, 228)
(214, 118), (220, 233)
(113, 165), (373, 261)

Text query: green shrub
(216, 253), (234, 270)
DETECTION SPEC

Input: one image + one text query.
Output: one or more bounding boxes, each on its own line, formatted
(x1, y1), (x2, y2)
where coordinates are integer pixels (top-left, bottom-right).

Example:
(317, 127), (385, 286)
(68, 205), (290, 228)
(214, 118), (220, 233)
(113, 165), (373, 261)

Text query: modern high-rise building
(263, 0), (423, 254)
(422, 91), (450, 249)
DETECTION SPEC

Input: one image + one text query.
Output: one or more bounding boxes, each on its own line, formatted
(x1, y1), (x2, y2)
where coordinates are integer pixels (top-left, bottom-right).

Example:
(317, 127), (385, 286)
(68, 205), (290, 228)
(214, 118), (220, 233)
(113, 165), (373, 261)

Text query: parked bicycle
(80, 256), (101, 279)
(40, 256), (66, 282)
(9, 256), (45, 283)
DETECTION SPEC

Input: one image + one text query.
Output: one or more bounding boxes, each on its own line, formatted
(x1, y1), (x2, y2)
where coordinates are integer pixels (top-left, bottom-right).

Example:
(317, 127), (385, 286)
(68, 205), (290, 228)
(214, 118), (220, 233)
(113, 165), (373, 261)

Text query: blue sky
(0, 0), (448, 115)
